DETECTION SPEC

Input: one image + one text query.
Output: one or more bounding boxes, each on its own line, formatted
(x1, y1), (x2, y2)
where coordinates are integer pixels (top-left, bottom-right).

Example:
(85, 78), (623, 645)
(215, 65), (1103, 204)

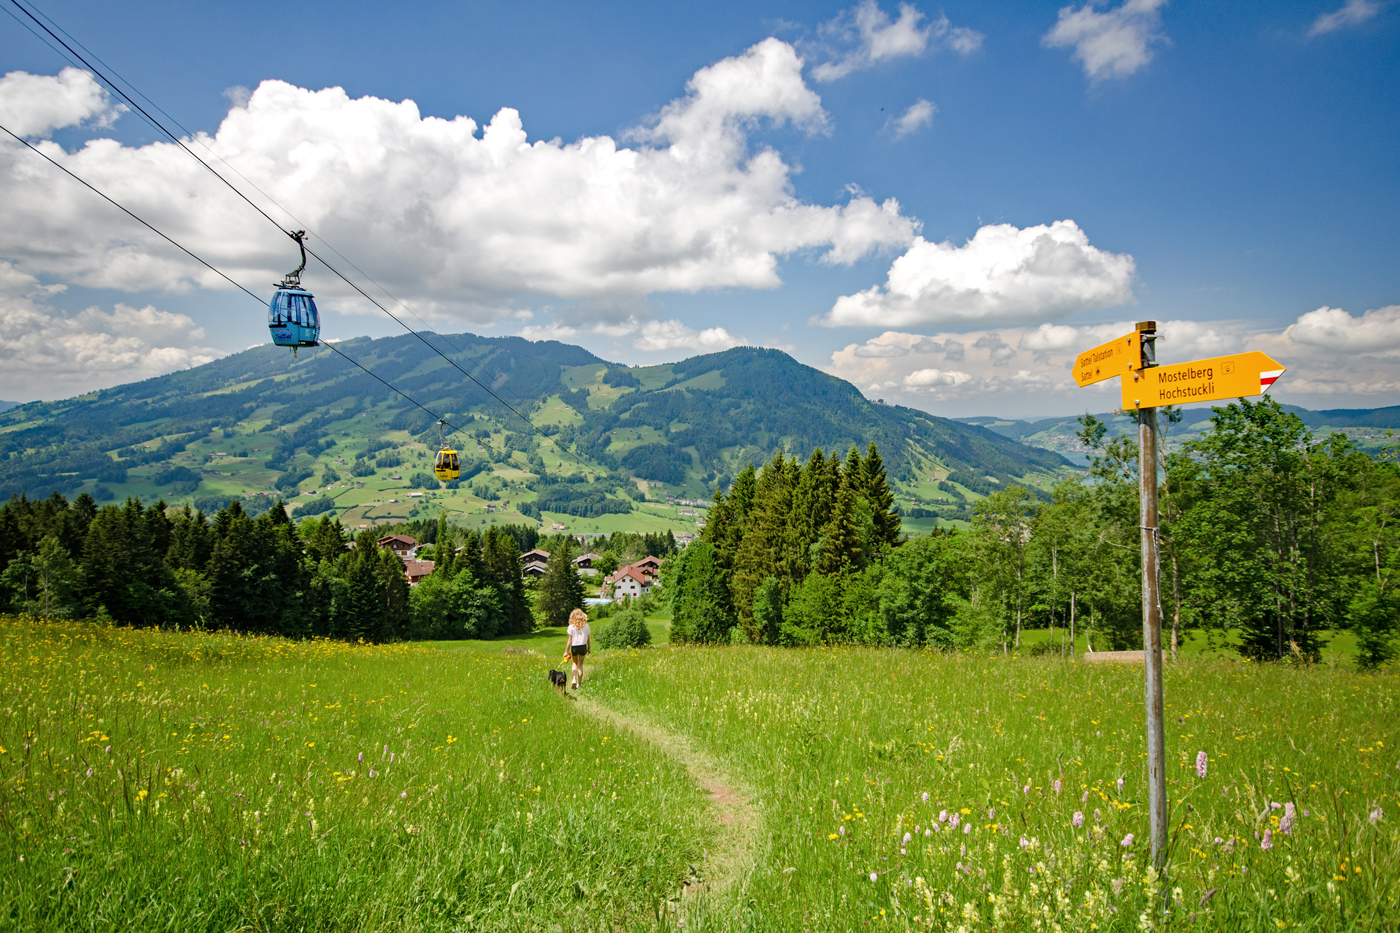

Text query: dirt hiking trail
(574, 693), (765, 923)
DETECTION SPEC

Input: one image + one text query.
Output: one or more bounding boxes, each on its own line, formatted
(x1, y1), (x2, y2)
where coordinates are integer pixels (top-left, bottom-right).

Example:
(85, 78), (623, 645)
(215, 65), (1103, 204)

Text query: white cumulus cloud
(0, 67), (123, 138)
(1042, 0), (1169, 82)
(889, 99), (936, 138)
(819, 219), (1136, 329)
(633, 319), (747, 354)
(813, 2), (983, 82)
(0, 261), (223, 400)
(1285, 304), (1400, 353)
(0, 41), (915, 328)
(903, 367), (971, 387)
(1309, 0), (1382, 36)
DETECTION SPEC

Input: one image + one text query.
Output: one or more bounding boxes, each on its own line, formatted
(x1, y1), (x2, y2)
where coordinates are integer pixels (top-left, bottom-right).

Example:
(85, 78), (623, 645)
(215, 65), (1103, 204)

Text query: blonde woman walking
(562, 608), (591, 690)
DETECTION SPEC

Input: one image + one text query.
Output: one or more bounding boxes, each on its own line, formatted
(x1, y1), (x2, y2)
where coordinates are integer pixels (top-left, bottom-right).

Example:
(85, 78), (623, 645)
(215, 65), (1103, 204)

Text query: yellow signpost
(1069, 321), (1287, 878)
(1120, 350), (1287, 411)
(1072, 330), (1140, 387)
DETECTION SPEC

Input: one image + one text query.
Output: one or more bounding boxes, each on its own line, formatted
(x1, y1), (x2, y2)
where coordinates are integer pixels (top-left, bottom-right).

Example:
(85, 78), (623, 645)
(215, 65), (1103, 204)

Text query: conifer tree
(784, 449), (829, 587)
(483, 525), (530, 633)
(731, 452), (796, 640)
(302, 515), (348, 565)
(817, 471), (865, 576)
(536, 536), (584, 628)
(167, 505), (214, 572)
(862, 443), (901, 554)
(670, 540), (734, 643)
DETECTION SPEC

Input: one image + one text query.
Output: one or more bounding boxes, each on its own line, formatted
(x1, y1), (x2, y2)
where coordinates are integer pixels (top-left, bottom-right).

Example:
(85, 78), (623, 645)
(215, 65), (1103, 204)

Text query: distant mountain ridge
(959, 402), (1399, 463)
(0, 334), (1070, 528)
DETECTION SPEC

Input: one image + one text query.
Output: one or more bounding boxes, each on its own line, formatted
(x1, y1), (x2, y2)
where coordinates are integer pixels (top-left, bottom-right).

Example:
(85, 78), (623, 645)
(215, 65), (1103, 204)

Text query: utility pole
(1135, 321), (1168, 870)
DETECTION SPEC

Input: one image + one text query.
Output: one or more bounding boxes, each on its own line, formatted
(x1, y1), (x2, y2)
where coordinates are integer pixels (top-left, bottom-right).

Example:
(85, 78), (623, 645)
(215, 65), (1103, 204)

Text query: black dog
(548, 669), (567, 689)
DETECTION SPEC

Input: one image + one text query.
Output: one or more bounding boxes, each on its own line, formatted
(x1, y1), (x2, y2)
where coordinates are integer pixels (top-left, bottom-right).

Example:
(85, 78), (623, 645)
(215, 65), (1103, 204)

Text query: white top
(569, 623), (590, 646)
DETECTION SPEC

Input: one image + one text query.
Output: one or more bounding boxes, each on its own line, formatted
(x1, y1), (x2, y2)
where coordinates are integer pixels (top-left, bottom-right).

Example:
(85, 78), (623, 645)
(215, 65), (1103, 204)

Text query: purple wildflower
(949, 813), (960, 829)
(988, 808), (996, 820)
(1019, 836), (1030, 849)
(400, 791), (407, 799)
(85, 768), (92, 777)
(369, 769), (377, 778)
(903, 832), (912, 845)
(1023, 784), (1031, 795)
(1094, 808), (1102, 822)
(963, 823), (971, 835)
(390, 752), (395, 763)
(1280, 803), (1295, 835)
(931, 823), (939, 833)
(922, 792), (929, 803)
(1116, 777), (1124, 794)
(939, 809), (948, 822)
(1371, 807), (1385, 824)
(1073, 811), (1084, 828)
(960, 844), (966, 858)
(358, 752), (364, 763)
(1213, 837), (1223, 845)
(1196, 751), (1208, 779)
(1053, 780), (1062, 794)
(383, 745), (388, 758)
(1121, 833), (1134, 847)
(870, 872), (878, 883)
(924, 828), (932, 837)
(105, 746), (111, 754)
(1082, 790), (1090, 803)
(839, 825), (846, 836)
(1260, 829), (1273, 851)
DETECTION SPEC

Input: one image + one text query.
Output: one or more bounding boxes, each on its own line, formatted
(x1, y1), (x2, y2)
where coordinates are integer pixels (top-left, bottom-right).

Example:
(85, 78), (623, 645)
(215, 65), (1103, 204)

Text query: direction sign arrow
(1120, 350), (1286, 410)
(1072, 331), (1140, 387)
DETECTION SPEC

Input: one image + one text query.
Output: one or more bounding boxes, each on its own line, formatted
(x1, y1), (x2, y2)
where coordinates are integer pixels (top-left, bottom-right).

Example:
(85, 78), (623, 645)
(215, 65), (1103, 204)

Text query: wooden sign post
(1133, 323), (1168, 873)
(1071, 323), (1285, 871)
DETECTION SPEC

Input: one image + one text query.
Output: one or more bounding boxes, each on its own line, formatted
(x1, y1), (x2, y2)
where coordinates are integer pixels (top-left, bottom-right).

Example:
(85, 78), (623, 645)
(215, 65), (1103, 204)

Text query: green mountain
(959, 403), (1400, 464)
(0, 334), (1071, 533)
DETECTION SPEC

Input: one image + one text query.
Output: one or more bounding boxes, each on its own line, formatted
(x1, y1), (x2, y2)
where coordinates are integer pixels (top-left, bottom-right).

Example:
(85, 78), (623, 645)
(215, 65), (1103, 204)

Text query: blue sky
(0, 0), (1395, 415)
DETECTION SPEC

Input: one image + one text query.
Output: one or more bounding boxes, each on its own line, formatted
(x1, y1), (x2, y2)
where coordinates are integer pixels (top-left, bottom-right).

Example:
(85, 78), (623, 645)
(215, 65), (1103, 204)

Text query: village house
(401, 558), (435, 585)
(604, 556), (663, 598)
(572, 552), (602, 577)
(377, 534), (417, 559)
(606, 567), (651, 599)
(519, 548), (550, 578)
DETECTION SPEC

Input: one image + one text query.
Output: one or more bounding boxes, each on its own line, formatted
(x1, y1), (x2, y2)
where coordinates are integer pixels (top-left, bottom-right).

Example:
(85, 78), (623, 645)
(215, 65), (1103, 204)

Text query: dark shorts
(570, 644), (588, 657)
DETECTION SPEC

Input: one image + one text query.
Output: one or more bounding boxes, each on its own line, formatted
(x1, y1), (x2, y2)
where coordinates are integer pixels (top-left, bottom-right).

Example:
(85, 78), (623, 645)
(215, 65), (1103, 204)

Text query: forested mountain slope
(0, 335), (1070, 530)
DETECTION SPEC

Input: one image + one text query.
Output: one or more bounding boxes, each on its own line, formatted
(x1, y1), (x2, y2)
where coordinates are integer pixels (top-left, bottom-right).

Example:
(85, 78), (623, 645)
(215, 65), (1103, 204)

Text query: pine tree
(167, 505), (213, 572)
(731, 452), (795, 640)
(784, 449), (830, 587)
(670, 540), (734, 643)
(303, 515), (348, 565)
(817, 472), (864, 576)
(535, 536), (584, 628)
(862, 443), (901, 554)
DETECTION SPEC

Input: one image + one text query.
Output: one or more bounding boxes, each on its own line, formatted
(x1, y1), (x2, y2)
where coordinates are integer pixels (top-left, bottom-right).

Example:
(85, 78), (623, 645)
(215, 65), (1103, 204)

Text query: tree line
(663, 400), (1399, 667)
(0, 495), (534, 641)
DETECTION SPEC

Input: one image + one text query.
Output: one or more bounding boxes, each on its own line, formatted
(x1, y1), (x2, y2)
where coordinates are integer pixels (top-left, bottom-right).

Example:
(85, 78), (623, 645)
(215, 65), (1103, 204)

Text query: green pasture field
(3, 617), (1397, 932)
(0, 618), (710, 932)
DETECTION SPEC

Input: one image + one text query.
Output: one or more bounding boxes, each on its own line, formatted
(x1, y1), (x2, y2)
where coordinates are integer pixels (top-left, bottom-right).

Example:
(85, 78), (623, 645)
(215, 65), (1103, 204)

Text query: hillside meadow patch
(1, 617), (1397, 931)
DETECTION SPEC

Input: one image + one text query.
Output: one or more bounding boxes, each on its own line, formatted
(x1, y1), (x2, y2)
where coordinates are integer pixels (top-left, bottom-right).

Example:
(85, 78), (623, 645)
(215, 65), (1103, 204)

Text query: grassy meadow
(3, 616), (1397, 932)
(0, 617), (710, 932)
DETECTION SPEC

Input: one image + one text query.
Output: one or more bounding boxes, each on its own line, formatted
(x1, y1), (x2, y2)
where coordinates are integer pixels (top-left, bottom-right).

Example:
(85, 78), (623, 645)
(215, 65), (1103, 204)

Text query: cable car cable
(0, 122), (267, 307)
(0, 118), (525, 471)
(7, 0), (598, 474)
